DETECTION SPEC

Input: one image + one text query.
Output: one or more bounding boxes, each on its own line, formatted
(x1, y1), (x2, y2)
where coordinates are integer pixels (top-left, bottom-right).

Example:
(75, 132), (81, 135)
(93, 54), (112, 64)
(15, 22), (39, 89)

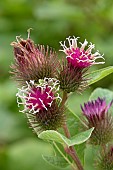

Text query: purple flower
(81, 97), (113, 145)
(16, 78), (65, 131)
(58, 36), (105, 93)
(81, 97), (112, 121)
(60, 36), (105, 68)
(27, 85), (54, 112)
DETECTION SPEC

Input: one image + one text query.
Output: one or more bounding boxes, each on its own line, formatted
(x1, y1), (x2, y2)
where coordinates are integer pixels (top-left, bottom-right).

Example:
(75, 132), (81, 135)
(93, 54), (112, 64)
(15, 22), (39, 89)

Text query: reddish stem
(63, 123), (84, 170)
(61, 91), (84, 170)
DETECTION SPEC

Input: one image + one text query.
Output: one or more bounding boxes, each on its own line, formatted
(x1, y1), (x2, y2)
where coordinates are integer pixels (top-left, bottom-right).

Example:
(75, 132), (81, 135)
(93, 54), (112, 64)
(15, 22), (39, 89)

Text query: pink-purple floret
(27, 86), (54, 111)
(66, 47), (92, 68)
(60, 36), (105, 69)
(81, 97), (113, 119)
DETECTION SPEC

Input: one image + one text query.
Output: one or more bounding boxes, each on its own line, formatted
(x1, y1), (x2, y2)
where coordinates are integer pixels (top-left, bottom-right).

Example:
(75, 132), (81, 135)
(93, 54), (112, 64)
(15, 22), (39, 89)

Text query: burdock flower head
(11, 30), (60, 86)
(98, 146), (113, 170)
(81, 97), (113, 145)
(59, 36), (105, 93)
(16, 78), (65, 132)
(60, 36), (105, 68)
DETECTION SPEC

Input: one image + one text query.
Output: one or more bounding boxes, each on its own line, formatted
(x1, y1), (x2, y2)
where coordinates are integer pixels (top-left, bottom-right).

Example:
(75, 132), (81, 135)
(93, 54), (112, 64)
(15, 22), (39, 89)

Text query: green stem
(53, 142), (76, 170)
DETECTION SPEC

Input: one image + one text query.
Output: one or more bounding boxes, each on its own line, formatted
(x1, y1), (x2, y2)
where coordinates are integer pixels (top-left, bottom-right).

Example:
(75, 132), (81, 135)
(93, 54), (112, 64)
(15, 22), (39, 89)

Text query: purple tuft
(67, 47), (92, 68)
(26, 85), (54, 112)
(81, 97), (113, 145)
(81, 97), (111, 120)
(60, 36), (105, 68)
(16, 78), (61, 114)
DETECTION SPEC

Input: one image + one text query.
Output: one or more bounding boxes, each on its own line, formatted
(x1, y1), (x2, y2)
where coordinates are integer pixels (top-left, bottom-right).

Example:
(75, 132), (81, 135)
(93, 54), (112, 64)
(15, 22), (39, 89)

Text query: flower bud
(81, 97), (113, 145)
(16, 78), (65, 131)
(58, 61), (88, 93)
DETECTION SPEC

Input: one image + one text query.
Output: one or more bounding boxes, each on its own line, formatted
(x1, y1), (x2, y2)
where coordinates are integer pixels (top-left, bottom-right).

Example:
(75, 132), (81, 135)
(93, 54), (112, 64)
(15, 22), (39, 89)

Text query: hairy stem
(61, 91), (84, 170)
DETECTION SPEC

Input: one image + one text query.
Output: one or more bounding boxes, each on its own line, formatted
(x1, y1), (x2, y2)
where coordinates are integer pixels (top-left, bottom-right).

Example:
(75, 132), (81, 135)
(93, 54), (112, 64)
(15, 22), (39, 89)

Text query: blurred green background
(0, 0), (113, 170)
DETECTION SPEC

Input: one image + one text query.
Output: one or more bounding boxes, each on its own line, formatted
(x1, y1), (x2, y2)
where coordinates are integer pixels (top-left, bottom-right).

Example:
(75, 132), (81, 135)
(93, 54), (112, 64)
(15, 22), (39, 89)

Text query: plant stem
(60, 91), (68, 106)
(63, 123), (84, 170)
(61, 91), (84, 170)
(53, 142), (76, 170)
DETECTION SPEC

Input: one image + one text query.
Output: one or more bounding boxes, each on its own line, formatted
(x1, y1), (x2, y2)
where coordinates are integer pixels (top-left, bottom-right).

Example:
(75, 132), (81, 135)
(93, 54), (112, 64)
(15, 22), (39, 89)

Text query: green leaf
(42, 155), (69, 168)
(66, 107), (87, 129)
(84, 145), (100, 170)
(38, 128), (94, 147)
(74, 143), (86, 165)
(87, 66), (113, 85)
(89, 88), (113, 103)
(69, 128), (94, 146)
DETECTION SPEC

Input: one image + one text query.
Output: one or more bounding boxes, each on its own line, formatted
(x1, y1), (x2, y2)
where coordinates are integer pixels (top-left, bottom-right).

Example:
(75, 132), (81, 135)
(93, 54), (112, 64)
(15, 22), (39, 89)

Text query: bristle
(58, 61), (88, 93)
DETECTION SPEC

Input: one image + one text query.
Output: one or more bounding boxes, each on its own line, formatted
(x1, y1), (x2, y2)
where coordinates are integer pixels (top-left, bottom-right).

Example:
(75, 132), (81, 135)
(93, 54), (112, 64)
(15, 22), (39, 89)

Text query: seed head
(11, 33), (60, 86)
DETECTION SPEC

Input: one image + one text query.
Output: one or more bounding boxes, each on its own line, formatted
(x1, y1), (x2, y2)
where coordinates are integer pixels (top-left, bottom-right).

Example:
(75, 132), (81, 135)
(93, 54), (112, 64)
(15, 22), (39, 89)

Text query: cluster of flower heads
(11, 32), (113, 169)
(11, 33), (105, 92)
(11, 32), (105, 131)
(81, 97), (113, 145)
